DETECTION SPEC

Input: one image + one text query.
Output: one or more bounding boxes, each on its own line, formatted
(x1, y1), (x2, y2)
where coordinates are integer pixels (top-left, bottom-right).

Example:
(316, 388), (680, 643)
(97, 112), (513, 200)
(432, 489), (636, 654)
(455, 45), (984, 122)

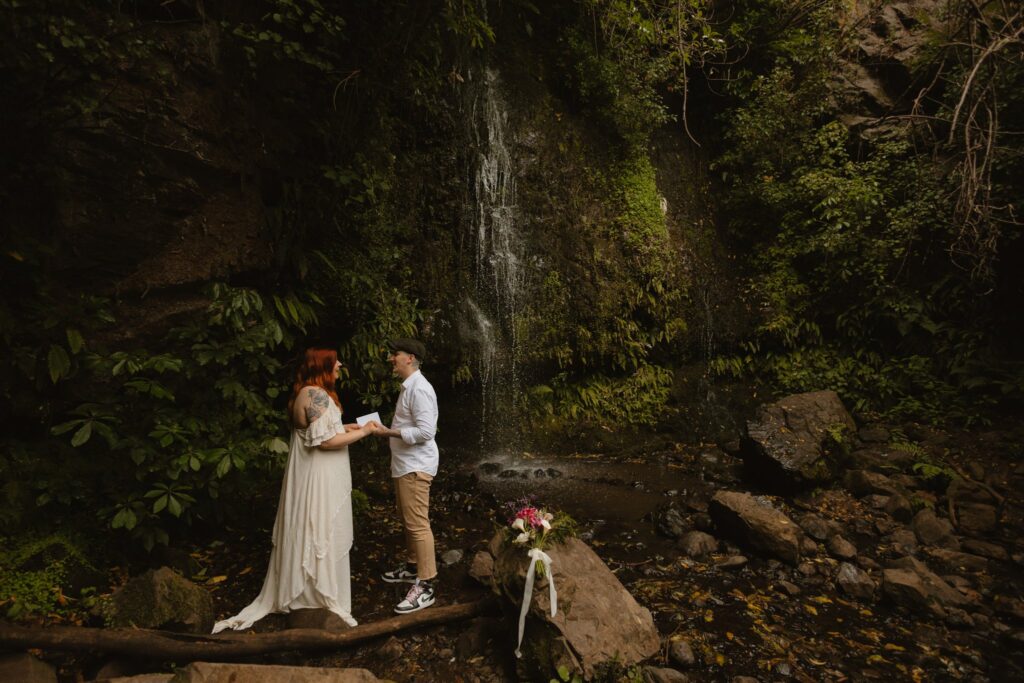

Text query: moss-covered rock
(104, 566), (213, 633)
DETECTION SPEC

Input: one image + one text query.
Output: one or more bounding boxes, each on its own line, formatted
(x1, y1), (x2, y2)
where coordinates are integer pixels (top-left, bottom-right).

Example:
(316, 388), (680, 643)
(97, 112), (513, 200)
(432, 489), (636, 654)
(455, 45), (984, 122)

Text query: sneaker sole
(394, 595), (436, 614)
(380, 575), (418, 584)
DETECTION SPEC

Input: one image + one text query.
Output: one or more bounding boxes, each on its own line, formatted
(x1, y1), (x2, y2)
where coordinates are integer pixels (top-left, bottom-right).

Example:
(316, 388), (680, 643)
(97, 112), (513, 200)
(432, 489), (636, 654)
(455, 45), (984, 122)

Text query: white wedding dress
(212, 400), (357, 632)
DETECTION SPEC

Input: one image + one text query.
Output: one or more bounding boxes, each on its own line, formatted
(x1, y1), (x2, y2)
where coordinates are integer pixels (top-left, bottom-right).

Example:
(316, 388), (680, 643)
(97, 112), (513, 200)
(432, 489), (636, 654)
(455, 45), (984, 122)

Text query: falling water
(469, 67), (524, 445)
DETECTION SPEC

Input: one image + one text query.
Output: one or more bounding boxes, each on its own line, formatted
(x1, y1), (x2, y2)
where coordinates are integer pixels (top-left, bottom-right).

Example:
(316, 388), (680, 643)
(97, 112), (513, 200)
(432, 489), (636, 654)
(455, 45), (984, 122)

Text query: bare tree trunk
(0, 598), (497, 660)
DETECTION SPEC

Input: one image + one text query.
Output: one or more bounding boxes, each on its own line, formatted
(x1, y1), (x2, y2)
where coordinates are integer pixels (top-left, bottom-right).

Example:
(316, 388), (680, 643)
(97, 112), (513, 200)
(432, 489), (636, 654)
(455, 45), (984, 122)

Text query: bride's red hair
(288, 348), (342, 421)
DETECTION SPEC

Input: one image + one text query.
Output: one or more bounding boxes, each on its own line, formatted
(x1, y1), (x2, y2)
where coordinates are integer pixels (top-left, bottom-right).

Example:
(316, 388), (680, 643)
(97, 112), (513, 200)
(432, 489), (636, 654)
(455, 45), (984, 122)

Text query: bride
(213, 347), (378, 632)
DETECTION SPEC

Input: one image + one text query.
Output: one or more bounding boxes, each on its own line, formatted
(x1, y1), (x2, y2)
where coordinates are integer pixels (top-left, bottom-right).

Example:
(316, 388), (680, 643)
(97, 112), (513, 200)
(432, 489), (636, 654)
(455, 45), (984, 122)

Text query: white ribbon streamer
(514, 547), (558, 658)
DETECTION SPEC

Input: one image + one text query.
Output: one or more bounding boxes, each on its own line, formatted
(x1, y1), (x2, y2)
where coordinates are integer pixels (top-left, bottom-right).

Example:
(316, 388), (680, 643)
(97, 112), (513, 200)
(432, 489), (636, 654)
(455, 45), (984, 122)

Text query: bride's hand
(344, 423), (361, 433)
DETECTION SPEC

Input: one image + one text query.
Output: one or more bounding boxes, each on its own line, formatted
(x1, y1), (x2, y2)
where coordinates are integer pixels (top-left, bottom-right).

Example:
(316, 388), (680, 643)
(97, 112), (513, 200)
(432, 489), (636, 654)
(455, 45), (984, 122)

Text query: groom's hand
(343, 423), (361, 433)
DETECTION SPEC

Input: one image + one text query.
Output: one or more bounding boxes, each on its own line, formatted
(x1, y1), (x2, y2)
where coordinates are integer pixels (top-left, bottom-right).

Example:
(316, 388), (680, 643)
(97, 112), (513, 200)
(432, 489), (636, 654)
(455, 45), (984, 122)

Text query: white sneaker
(394, 581), (435, 614)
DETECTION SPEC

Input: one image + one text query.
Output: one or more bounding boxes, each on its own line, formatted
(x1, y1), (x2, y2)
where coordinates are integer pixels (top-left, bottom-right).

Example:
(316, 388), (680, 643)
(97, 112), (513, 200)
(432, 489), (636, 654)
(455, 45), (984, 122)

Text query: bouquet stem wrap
(514, 547), (558, 658)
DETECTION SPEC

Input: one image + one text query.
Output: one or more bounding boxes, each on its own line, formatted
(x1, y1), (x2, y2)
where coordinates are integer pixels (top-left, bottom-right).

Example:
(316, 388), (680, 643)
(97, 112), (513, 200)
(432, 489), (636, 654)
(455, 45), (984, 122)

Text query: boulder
(883, 556), (971, 614)
(709, 491), (803, 565)
(798, 513), (839, 542)
(657, 505), (688, 539)
(828, 535), (858, 560)
(491, 538), (659, 680)
(105, 567), (213, 633)
(836, 562), (875, 601)
(912, 509), (959, 549)
(169, 663), (380, 682)
(741, 390), (856, 488)
(678, 531), (718, 558)
(469, 550), (495, 585)
(668, 639), (696, 668)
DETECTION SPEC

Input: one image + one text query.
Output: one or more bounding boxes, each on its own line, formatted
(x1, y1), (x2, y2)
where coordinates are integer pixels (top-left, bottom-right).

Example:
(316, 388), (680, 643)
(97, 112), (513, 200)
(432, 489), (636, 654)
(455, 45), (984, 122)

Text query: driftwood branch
(0, 598), (497, 661)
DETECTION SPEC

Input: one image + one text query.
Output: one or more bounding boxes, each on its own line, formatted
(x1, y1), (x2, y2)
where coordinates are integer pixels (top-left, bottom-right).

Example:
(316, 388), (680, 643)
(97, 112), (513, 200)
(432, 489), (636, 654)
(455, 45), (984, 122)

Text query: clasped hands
(344, 420), (389, 436)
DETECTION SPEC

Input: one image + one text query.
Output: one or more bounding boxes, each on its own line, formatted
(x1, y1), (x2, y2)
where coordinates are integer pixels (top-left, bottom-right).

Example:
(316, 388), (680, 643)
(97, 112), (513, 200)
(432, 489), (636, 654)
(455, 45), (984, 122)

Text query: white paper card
(356, 412), (381, 427)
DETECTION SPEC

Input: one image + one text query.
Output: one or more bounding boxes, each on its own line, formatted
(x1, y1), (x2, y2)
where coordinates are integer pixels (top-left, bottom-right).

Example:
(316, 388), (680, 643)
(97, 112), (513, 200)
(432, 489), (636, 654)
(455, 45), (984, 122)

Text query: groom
(372, 338), (439, 614)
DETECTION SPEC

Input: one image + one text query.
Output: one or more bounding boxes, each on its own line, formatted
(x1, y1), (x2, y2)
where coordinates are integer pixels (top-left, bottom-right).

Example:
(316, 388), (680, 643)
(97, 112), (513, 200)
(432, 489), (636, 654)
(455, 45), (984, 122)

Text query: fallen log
(0, 598), (497, 660)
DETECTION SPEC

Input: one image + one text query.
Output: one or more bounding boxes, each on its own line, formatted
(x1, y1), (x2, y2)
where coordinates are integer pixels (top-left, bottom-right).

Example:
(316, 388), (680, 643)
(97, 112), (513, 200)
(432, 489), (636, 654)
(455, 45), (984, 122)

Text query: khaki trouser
(394, 471), (436, 580)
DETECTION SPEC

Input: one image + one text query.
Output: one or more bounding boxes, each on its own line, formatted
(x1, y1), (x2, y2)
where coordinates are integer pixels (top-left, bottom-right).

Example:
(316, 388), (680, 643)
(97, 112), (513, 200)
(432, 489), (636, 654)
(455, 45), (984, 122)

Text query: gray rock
(912, 509), (960, 549)
(801, 536), (819, 555)
(642, 666), (691, 683)
(797, 561), (817, 577)
(775, 580), (801, 596)
(168, 663), (380, 682)
(105, 567), (213, 633)
(441, 549), (464, 566)
(492, 538), (659, 680)
(709, 491), (803, 565)
(0, 654), (56, 683)
(828, 535), (857, 560)
(468, 550), (494, 585)
(741, 390), (857, 487)
(678, 531), (718, 558)
(836, 562), (875, 601)
(658, 506), (688, 539)
(668, 639), (696, 668)
(99, 675), (173, 682)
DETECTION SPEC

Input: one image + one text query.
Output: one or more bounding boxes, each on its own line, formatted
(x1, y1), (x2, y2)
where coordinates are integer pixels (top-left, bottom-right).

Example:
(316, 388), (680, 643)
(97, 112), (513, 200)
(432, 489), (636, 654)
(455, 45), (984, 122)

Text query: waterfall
(468, 67), (524, 446)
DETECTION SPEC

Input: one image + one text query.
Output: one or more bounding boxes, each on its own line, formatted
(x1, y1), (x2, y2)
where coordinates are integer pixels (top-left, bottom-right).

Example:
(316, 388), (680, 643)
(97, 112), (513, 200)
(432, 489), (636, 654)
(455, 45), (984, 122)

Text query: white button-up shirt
(389, 370), (439, 478)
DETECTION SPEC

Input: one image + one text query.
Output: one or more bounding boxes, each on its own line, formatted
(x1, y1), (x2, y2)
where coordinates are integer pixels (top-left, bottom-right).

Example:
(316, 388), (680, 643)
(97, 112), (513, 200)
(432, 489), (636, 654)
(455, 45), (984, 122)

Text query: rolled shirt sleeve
(389, 370), (440, 478)
(400, 387), (438, 445)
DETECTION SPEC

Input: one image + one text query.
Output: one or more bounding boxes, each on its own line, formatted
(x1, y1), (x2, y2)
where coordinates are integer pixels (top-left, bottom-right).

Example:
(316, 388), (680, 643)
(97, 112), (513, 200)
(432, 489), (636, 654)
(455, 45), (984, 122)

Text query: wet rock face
(708, 491), (803, 565)
(741, 390), (857, 489)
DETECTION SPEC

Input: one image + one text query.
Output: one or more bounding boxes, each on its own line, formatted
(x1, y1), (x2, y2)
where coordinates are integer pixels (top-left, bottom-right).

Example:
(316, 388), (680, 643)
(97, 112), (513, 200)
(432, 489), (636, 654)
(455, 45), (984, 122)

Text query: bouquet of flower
(503, 498), (576, 559)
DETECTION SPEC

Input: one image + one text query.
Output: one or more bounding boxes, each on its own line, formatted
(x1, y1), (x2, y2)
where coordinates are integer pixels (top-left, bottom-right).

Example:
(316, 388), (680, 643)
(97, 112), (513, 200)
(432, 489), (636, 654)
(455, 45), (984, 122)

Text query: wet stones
(827, 535), (858, 560)
(708, 491), (803, 565)
(836, 562), (876, 601)
(668, 639), (696, 668)
(678, 531), (718, 558)
(912, 508), (959, 549)
(657, 505), (688, 539)
(741, 390), (858, 489)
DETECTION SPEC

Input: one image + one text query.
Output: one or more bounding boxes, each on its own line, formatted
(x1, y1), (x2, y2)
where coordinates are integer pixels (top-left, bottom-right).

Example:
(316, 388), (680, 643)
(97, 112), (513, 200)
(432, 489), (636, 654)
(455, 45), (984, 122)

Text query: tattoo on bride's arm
(305, 389), (330, 424)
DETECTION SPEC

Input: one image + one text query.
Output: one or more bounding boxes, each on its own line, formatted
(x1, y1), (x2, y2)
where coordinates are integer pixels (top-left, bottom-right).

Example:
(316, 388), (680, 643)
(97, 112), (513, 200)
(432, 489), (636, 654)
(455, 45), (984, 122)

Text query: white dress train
(212, 401), (357, 632)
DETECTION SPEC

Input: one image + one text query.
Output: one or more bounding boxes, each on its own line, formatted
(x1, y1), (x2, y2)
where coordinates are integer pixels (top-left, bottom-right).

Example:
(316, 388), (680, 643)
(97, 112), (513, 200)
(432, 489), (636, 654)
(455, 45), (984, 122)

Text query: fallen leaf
(207, 575), (228, 585)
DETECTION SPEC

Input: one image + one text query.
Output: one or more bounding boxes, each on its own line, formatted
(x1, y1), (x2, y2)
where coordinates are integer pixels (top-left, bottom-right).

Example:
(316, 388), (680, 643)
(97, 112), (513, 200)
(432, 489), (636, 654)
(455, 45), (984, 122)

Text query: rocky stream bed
(5, 392), (1023, 683)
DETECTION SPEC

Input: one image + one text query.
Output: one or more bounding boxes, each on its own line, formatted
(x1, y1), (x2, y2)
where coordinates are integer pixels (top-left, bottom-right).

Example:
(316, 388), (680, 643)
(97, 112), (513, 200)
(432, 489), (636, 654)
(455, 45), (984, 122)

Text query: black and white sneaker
(394, 581), (435, 614)
(381, 563), (418, 583)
